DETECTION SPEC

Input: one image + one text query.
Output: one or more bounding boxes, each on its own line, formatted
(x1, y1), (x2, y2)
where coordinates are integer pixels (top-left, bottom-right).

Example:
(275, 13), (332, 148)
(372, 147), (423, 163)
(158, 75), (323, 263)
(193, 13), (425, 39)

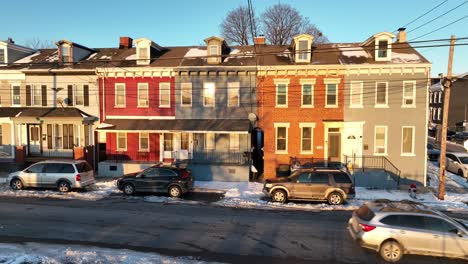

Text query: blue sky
(4, 0), (468, 76)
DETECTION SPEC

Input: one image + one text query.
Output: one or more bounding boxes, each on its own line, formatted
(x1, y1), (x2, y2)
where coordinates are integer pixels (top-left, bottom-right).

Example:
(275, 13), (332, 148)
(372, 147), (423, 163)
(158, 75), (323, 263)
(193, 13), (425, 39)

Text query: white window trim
(300, 79), (315, 108)
(0, 46), (7, 64)
(114, 83), (126, 108)
(180, 82), (192, 107)
(139, 132), (149, 152)
(116, 132), (127, 151)
(274, 122), (289, 154)
(374, 126), (388, 156)
(136, 45), (150, 65)
(375, 82), (389, 108)
(299, 122), (315, 154)
(11, 83), (21, 106)
(375, 37), (392, 61)
(205, 133), (215, 150)
(349, 81), (363, 108)
(438, 91), (443, 103)
(203, 82), (216, 107)
(208, 45), (220, 63)
(401, 126), (415, 156)
(229, 133), (240, 151)
(325, 83), (339, 108)
(429, 93), (433, 103)
(402, 81), (416, 108)
(159, 82), (171, 108)
(295, 39), (310, 63)
(32, 84), (42, 106)
(274, 79), (289, 108)
(227, 82), (240, 107)
(74, 84), (84, 106)
(137, 83), (149, 108)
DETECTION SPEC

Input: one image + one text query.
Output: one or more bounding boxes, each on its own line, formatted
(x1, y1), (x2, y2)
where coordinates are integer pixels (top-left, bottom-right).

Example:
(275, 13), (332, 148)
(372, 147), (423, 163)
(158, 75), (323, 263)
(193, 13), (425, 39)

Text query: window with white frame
(274, 123), (289, 153)
(300, 123), (315, 154)
(139, 132), (149, 152)
(12, 84), (21, 105)
(137, 83), (149, 107)
(402, 127), (414, 155)
(209, 45), (218, 56)
(181, 82), (192, 106)
(32, 85), (42, 106)
(430, 93), (433, 103)
(377, 40), (388, 58)
(275, 80), (288, 107)
(203, 82), (215, 107)
(205, 133), (215, 150)
(164, 133), (173, 151)
(138, 47), (149, 64)
(61, 45), (70, 63)
(75, 85), (84, 106)
(227, 82), (240, 107)
(438, 91), (443, 103)
(374, 126), (387, 155)
(298, 40), (308, 61)
(350, 81), (363, 107)
(229, 133), (240, 151)
(301, 79), (314, 107)
(326, 83), (338, 107)
(159, 82), (170, 108)
(115, 83), (126, 107)
(375, 82), (388, 106)
(402, 81), (416, 107)
(117, 132), (127, 151)
(429, 107), (433, 121)
(180, 133), (189, 150)
(437, 107), (442, 120)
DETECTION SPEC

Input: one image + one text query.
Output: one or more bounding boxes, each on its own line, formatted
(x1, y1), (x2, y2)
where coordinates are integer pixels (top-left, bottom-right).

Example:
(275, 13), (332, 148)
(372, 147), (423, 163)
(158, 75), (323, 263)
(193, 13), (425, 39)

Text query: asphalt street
(0, 196), (466, 264)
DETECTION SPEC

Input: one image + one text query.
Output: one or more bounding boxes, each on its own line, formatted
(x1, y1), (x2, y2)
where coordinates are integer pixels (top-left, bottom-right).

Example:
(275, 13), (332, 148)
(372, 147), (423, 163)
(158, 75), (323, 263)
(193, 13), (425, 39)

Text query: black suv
(263, 168), (355, 205)
(117, 165), (194, 197)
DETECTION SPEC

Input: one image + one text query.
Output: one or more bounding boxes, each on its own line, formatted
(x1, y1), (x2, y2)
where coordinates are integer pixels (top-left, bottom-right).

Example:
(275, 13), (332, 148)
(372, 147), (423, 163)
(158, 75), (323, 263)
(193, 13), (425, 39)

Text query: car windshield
(458, 157), (468, 164)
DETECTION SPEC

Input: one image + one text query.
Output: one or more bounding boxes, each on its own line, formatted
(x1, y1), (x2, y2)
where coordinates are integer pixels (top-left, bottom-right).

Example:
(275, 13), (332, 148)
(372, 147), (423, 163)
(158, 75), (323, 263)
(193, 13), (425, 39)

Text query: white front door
(29, 125), (41, 154)
(342, 123), (363, 167)
(163, 133), (174, 161)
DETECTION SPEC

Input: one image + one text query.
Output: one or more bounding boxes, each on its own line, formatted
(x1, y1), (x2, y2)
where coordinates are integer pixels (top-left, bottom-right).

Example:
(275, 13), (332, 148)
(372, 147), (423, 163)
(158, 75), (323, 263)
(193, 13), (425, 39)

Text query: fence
(191, 150), (249, 165)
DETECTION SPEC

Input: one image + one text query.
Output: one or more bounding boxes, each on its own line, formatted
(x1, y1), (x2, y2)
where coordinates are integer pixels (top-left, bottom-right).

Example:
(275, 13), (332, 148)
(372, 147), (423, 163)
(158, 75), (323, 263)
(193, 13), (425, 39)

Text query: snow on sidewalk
(0, 242), (219, 264)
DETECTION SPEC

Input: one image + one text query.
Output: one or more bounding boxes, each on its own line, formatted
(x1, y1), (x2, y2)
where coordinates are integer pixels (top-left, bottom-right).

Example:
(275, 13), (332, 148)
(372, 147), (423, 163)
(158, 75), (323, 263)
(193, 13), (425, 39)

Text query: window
(141, 167), (158, 177)
(62, 124), (74, 149)
(32, 85), (42, 106)
(137, 83), (149, 107)
(402, 81), (416, 107)
(205, 133), (215, 150)
(115, 83), (126, 107)
(164, 133), (173, 151)
(333, 173), (352, 184)
(326, 83), (338, 107)
(227, 82), (239, 107)
(117, 132), (127, 151)
(437, 108), (442, 120)
(181, 133), (189, 150)
(45, 163), (75, 173)
(138, 47), (149, 64)
(377, 40), (388, 58)
(300, 123), (314, 154)
(309, 172), (330, 184)
(139, 132), (149, 152)
(350, 81), (363, 107)
(55, 124), (62, 149)
(181, 82), (192, 106)
(26, 164), (45, 173)
(276, 83), (288, 107)
(209, 45), (218, 56)
(75, 85), (84, 106)
(301, 82), (314, 107)
(298, 40), (308, 61)
(158, 168), (178, 177)
(298, 173), (311, 183)
(402, 126), (414, 155)
(61, 45), (70, 63)
(12, 85), (21, 105)
(424, 217), (458, 233)
(84, 124), (90, 147)
(438, 92), (443, 103)
(398, 215), (425, 229)
(208, 45), (219, 63)
(76, 162), (93, 173)
(0, 48), (5, 63)
(203, 82), (215, 107)
(275, 123), (289, 153)
(229, 133), (240, 151)
(159, 82), (170, 108)
(374, 126), (387, 155)
(375, 82), (388, 106)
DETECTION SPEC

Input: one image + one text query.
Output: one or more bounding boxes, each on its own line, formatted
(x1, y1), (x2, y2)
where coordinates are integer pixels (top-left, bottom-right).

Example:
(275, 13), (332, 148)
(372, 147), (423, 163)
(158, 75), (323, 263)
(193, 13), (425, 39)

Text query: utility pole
(438, 35), (456, 200)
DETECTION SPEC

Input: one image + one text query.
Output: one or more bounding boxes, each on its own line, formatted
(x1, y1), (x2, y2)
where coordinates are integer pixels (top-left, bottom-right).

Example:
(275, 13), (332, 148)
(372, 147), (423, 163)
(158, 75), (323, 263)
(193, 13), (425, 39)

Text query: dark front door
(328, 133), (341, 162)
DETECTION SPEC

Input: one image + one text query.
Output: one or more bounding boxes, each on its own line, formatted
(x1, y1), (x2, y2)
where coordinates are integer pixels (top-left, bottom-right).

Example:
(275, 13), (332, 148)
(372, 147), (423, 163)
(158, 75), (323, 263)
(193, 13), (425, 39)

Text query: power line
(410, 14), (468, 40)
(398, 0), (449, 30)
(408, 1), (468, 33)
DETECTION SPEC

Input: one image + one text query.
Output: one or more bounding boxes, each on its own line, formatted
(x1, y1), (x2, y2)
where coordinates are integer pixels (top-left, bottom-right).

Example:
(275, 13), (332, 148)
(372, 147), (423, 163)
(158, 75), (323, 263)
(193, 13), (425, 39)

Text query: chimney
(119, 36), (133, 49)
(397, 28), (407, 43)
(254, 35), (266, 45)
(7, 37), (14, 44)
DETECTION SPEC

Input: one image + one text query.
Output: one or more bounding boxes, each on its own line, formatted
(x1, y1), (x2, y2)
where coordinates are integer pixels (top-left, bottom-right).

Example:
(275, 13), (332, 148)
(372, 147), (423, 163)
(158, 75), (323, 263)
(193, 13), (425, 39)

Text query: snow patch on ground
(0, 242), (218, 264)
(392, 52), (422, 63)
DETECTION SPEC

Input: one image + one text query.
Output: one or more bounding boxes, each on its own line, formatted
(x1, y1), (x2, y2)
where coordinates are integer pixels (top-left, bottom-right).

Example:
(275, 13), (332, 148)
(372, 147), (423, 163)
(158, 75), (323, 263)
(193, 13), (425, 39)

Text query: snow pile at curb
(0, 180), (118, 201)
(0, 242), (219, 264)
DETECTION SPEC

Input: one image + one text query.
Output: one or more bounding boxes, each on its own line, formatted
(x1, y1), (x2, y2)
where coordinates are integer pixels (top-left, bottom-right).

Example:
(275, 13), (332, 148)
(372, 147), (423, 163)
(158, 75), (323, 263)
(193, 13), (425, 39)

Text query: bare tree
(24, 37), (55, 49)
(220, 6), (257, 45)
(261, 4), (328, 45)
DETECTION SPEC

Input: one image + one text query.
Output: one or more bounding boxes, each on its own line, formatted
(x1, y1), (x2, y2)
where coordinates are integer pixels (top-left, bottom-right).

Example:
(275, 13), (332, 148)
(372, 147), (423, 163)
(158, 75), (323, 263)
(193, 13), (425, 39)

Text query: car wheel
(328, 192), (344, 205)
(168, 185), (182, 198)
(271, 189), (287, 203)
(122, 183), (135, 195)
(10, 179), (23, 191)
(58, 181), (71, 193)
(380, 240), (403, 262)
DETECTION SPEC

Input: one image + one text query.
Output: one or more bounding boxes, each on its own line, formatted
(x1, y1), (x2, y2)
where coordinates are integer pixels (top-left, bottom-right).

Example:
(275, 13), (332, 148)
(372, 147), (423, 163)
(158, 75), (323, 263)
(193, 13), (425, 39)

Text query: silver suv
(348, 200), (468, 262)
(8, 160), (95, 192)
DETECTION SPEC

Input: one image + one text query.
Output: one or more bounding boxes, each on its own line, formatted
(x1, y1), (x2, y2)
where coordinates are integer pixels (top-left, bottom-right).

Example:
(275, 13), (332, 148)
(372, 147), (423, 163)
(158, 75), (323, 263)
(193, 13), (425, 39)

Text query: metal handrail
(344, 155), (401, 186)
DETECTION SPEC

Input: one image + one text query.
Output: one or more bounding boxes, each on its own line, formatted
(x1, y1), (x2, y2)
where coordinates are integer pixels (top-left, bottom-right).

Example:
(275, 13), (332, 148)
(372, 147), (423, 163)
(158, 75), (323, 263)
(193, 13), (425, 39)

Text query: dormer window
(61, 45), (70, 63)
(204, 36), (227, 65)
(208, 45), (219, 64)
(292, 34), (313, 63)
(377, 40), (388, 58)
(298, 40), (308, 60)
(138, 47), (149, 64)
(0, 48), (5, 63)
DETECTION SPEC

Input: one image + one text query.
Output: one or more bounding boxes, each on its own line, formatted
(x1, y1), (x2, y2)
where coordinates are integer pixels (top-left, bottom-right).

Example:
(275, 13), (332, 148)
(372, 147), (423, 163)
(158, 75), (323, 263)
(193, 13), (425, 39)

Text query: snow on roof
(277, 49), (291, 58)
(339, 46), (369, 58)
(97, 123), (115, 129)
(14, 52), (41, 64)
(125, 54), (136, 60)
(391, 52), (422, 63)
(99, 55), (111, 60)
(86, 53), (97, 60)
(46, 51), (58, 62)
(184, 48), (207, 58)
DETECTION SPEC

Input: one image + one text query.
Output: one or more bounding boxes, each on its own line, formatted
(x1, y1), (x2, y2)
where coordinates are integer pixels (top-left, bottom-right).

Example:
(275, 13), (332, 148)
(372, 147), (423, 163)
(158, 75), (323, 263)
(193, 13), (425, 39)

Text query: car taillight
(180, 170), (190, 179)
(359, 223), (376, 232)
(75, 174), (81, 181)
